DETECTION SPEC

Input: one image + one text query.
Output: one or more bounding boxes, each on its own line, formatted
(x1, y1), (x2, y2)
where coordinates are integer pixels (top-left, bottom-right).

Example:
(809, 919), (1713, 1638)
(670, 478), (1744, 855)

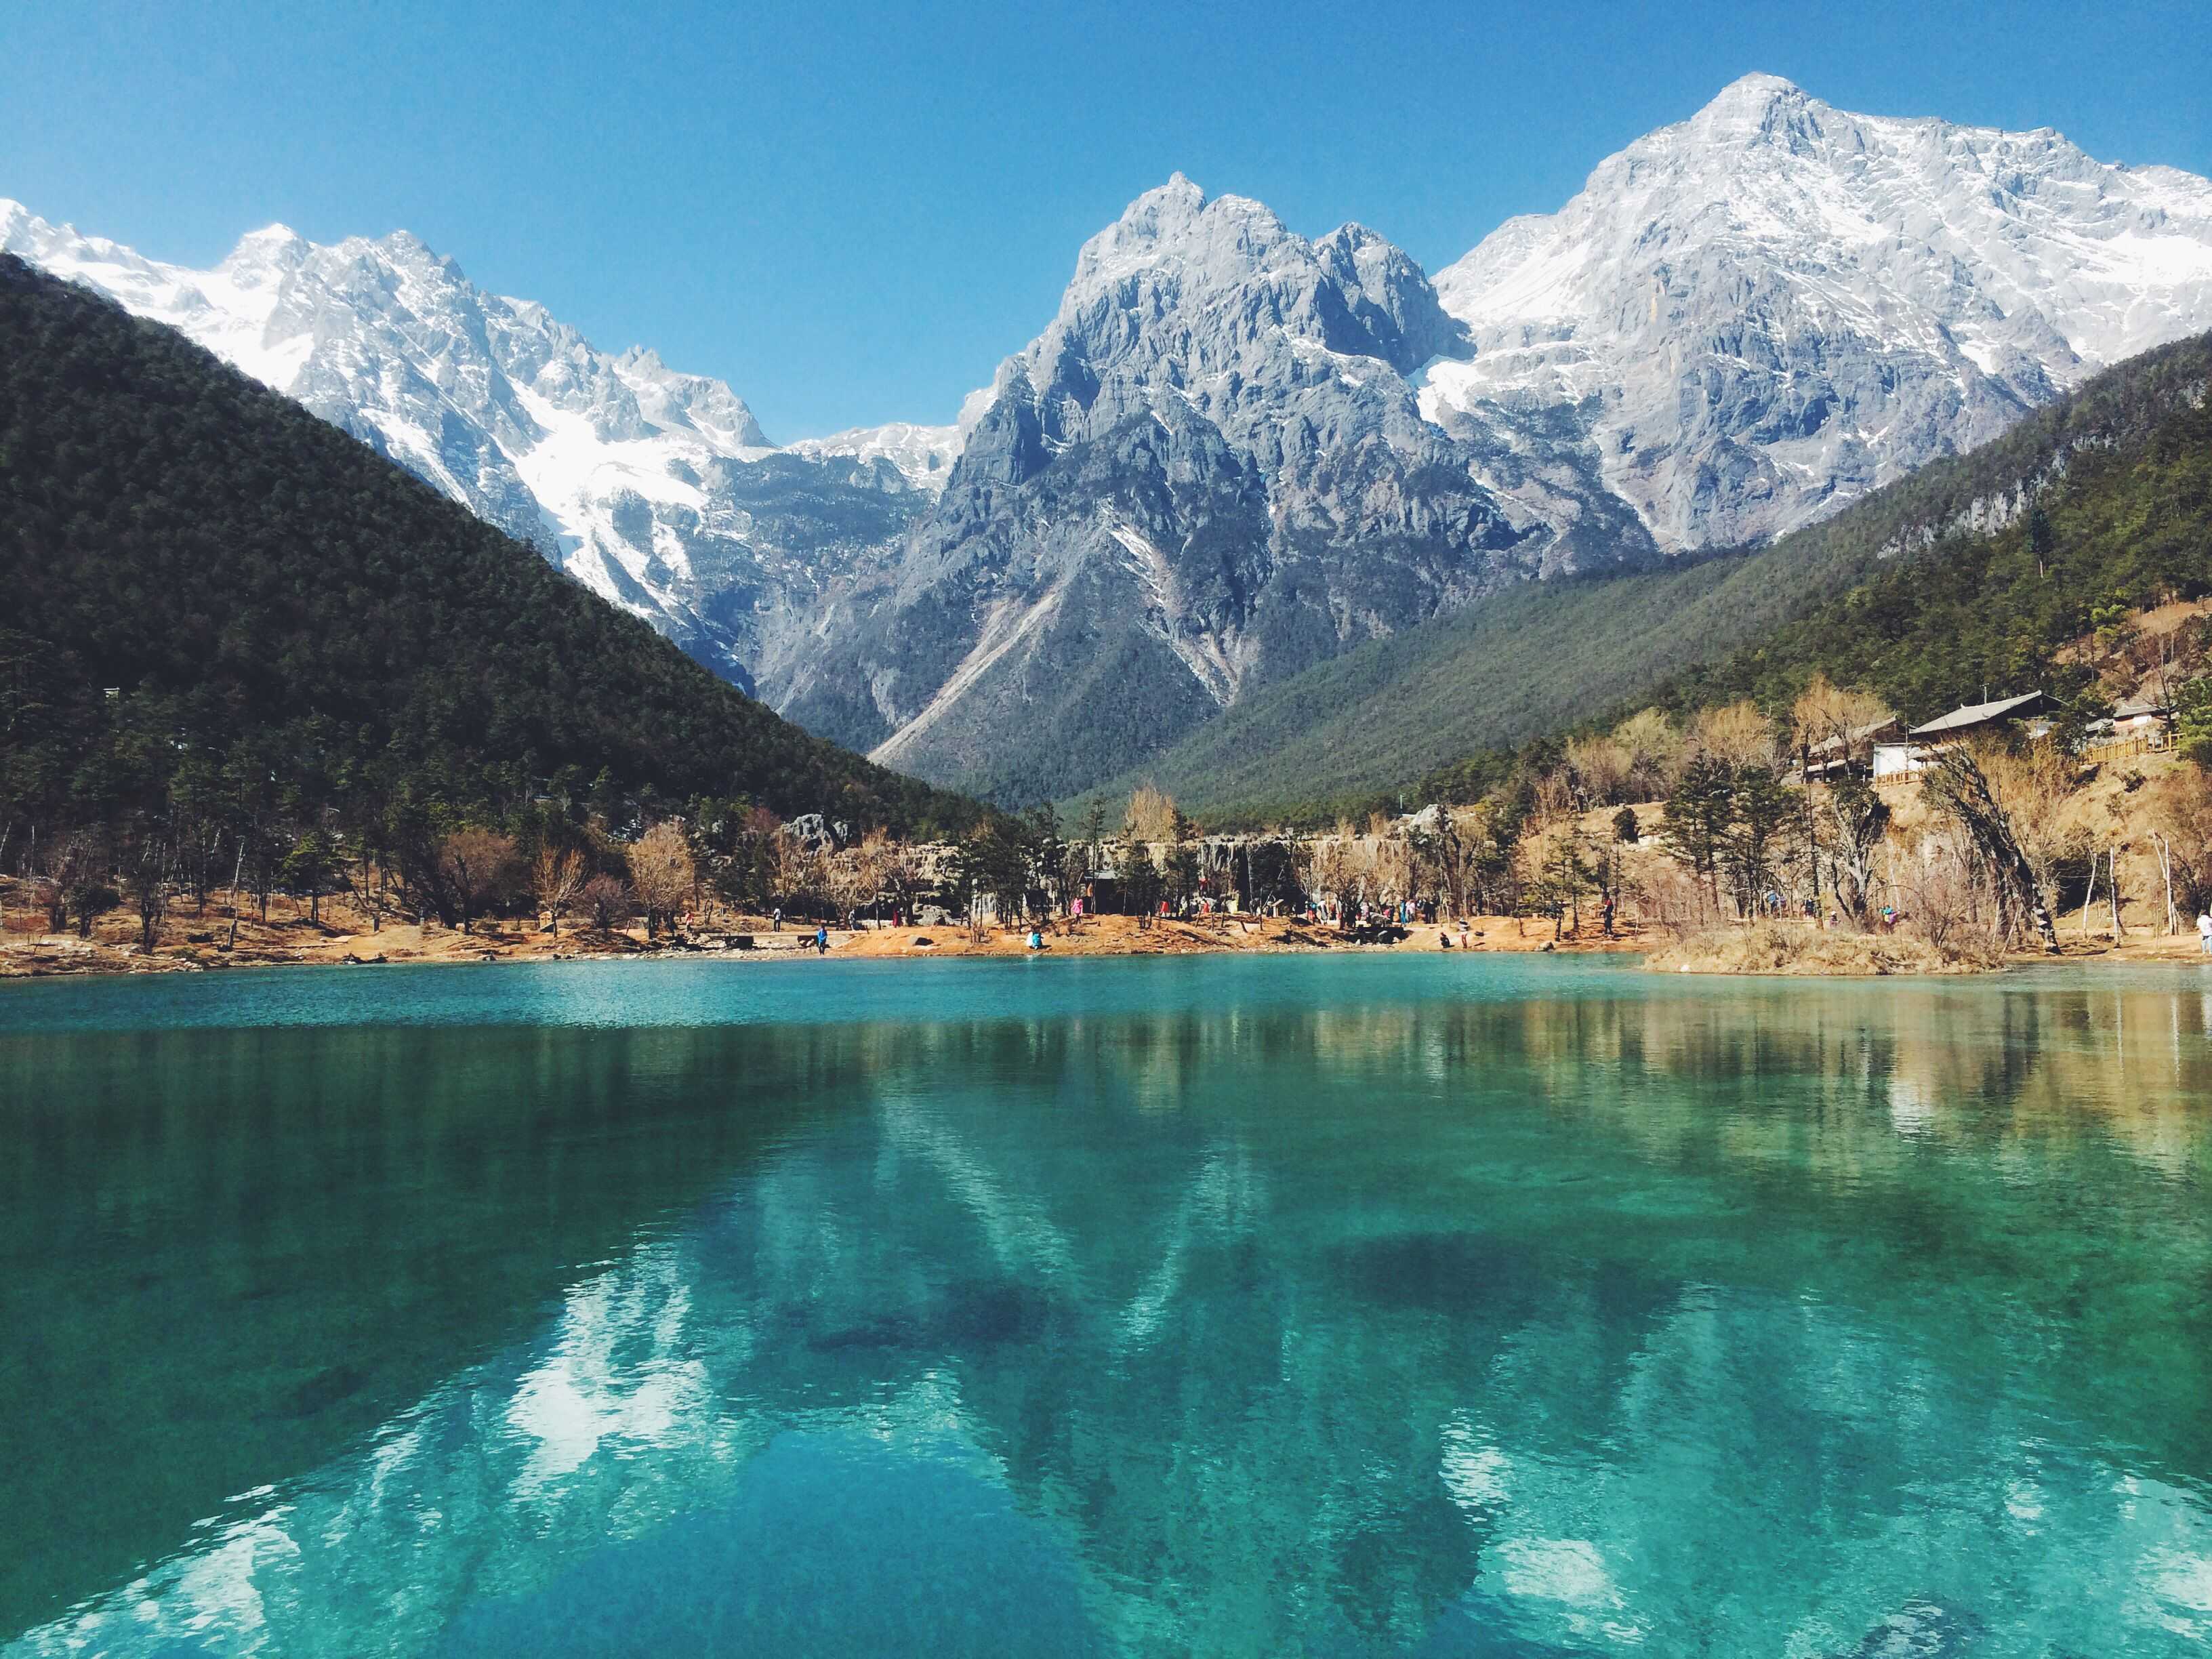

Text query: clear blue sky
(6, 1), (2207, 439)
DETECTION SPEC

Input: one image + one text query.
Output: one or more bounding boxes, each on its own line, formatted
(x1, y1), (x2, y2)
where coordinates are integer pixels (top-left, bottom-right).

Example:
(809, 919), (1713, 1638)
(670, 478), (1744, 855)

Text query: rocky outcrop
(779, 179), (1654, 801)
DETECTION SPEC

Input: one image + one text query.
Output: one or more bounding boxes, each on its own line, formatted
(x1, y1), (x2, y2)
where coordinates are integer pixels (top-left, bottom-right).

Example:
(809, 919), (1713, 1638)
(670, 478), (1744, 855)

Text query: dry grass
(1644, 921), (1998, 977)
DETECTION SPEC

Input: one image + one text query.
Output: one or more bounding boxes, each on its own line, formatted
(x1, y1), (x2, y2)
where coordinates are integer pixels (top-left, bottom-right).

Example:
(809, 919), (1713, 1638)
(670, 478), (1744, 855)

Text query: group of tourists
(1300, 896), (1445, 928)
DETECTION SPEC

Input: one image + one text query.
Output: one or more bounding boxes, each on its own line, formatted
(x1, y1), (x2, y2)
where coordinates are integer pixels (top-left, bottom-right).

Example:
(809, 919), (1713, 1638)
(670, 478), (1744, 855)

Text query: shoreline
(0, 908), (1644, 981)
(5, 905), (2206, 983)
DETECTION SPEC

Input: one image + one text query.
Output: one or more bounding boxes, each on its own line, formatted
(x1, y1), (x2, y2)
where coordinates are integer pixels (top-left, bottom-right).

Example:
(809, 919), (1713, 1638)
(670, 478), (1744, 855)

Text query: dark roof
(2113, 693), (2172, 720)
(1908, 691), (2048, 739)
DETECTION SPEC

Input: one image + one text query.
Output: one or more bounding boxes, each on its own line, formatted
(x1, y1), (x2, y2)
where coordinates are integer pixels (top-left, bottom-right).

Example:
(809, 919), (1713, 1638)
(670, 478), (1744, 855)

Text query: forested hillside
(1073, 328), (2212, 824)
(0, 255), (979, 863)
(1614, 338), (2212, 732)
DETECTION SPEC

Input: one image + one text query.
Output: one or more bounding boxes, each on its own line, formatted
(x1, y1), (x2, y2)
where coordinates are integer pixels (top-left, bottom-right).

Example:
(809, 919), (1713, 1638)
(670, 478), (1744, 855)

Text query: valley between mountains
(9, 71), (2211, 812)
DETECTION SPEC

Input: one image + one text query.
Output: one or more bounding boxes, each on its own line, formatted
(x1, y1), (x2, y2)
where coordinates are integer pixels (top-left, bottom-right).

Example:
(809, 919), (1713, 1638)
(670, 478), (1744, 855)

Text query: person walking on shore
(2198, 911), (2212, 957)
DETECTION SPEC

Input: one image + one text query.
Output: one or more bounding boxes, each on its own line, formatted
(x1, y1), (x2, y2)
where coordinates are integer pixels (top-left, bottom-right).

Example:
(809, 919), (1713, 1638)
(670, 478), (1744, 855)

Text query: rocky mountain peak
(1014, 177), (1467, 446)
(1065, 175), (1295, 299)
(224, 223), (308, 265)
(1313, 222), (1470, 372)
(1427, 76), (2212, 550)
(1687, 70), (1819, 138)
(781, 182), (1592, 800)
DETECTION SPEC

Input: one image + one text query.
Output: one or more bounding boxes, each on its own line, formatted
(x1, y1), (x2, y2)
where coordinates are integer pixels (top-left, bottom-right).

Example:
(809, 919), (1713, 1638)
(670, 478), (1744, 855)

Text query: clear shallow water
(3, 955), (2210, 1657)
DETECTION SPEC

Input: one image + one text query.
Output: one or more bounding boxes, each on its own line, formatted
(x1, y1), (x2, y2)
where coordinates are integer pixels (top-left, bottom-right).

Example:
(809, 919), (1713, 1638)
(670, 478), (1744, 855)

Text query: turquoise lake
(3, 954), (2210, 1656)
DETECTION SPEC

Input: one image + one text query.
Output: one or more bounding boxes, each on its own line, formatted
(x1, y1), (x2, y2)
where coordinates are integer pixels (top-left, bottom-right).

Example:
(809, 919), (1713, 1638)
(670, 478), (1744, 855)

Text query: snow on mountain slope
(0, 199), (954, 691)
(9, 75), (2211, 799)
(773, 176), (1660, 802)
(786, 422), (962, 493)
(1424, 73), (2212, 549)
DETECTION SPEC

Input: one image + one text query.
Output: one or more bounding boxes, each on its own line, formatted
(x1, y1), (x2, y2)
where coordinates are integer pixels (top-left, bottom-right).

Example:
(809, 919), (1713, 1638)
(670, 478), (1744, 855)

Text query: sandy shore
(6, 882), (2204, 982)
(0, 900), (1652, 979)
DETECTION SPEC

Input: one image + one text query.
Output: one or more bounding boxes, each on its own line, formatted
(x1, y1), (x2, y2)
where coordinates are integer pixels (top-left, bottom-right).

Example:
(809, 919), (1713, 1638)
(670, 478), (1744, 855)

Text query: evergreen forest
(0, 254), (981, 912)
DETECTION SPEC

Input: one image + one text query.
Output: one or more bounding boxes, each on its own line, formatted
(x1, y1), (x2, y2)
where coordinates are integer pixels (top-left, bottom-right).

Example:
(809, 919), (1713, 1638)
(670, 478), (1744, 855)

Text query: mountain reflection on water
(3, 957), (2210, 1656)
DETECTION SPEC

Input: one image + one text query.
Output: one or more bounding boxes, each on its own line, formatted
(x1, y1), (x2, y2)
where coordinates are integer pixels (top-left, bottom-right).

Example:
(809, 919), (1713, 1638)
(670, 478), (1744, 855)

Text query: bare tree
(823, 844), (877, 929)
(1614, 709), (1685, 800)
(2150, 830), (2181, 935)
(1307, 827), (1355, 924)
(1976, 741), (2091, 928)
(2146, 769), (2212, 916)
(1124, 783), (1179, 846)
(1791, 674), (1896, 758)
(39, 844), (77, 931)
(1059, 838), (1094, 921)
(1818, 775), (1891, 925)
(1896, 834), (1983, 955)
(2138, 621), (2207, 735)
(1528, 766), (1578, 828)
(1638, 859), (1706, 935)
(1923, 747), (2059, 951)
(850, 830), (897, 926)
(1367, 830), (1414, 914)
(1565, 733), (1633, 808)
(439, 829), (520, 936)
(51, 832), (116, 939)
(581, 873), (635, 933)
(123, 836), (171, 953)
(533, 846), (586, 940)
(771, 832), (823, 922)
(1692, 701), (1783, 773)
(629, 821), (696, 939)
(884, 838), (926, 923)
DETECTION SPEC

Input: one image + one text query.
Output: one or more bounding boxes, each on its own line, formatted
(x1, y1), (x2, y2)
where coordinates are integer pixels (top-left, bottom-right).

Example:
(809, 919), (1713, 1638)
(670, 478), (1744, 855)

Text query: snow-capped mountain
(770, 177), (1660, 800)
(786, 422), (963, 493)
(797, 74), (2212, 799)
(9, 73), (2211, 803)
(1423, 73), (2212, 549)
(0, 199), (951, 691)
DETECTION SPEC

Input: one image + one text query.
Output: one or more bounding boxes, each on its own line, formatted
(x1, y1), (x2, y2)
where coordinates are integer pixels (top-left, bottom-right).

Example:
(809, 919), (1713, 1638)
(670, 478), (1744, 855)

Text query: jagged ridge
(1425, 73), (2212, 550)
(0, 199), (952, 694)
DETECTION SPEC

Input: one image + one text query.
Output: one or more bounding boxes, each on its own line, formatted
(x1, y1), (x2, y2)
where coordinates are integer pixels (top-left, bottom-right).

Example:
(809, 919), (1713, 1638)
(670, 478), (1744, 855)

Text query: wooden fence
(2083, 734), (2161, 764)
